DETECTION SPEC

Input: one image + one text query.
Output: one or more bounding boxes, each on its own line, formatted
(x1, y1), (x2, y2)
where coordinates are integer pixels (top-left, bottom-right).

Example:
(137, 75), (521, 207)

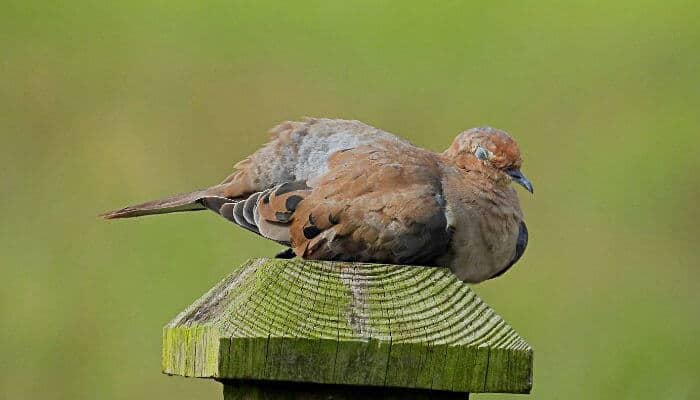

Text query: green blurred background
(2, 1), (699, 399)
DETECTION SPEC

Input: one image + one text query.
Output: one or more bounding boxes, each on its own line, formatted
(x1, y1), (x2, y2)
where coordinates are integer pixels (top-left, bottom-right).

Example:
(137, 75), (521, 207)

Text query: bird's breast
(438, 176), (523, 283)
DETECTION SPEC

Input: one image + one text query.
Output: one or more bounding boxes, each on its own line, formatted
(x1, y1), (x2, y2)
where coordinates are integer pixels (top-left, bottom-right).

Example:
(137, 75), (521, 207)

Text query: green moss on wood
(162, 258), (532, 393)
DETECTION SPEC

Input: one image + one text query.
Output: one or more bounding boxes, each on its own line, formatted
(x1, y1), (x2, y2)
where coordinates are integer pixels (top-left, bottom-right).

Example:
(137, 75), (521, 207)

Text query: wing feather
(219, 118), (410, 198)
(289, 145), (452, 265)
(159, 119), (419, 254)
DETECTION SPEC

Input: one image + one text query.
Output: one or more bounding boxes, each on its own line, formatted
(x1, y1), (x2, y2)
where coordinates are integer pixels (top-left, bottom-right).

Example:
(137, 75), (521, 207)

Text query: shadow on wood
(221, 380), (468, 400)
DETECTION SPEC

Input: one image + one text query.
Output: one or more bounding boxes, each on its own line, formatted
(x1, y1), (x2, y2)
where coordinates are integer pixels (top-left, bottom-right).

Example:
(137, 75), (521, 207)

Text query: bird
(102, 118), (533, 283)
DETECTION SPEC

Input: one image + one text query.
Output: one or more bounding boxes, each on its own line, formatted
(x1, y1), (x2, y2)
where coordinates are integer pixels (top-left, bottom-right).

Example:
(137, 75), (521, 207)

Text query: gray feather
(243, 192), (260, 226)
(233, 201), (249, 227)
(218, 203), (238, 222)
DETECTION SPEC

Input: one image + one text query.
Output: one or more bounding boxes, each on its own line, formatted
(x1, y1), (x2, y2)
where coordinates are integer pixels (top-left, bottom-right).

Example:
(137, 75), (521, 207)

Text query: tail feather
(100, 186), (225, 219)
(197, 181), (310, 246)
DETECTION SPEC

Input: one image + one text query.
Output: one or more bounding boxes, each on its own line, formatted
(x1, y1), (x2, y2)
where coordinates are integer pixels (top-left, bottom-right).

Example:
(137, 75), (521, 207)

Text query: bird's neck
(438, 154), (522, 220)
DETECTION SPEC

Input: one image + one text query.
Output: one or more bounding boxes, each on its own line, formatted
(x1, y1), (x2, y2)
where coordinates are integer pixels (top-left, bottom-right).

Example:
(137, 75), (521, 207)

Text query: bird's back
(220, 118), (412, 198)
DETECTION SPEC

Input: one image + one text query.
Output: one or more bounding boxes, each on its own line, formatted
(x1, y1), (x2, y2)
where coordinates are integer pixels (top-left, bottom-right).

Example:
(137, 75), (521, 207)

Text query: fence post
(162, 258), (533, 399)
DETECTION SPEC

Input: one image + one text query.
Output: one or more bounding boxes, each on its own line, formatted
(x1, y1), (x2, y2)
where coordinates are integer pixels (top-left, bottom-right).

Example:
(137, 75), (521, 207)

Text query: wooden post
(162, 258), (533, 399)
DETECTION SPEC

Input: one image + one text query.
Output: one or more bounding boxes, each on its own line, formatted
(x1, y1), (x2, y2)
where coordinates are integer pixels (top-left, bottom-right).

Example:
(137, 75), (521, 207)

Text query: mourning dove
(103, 118), (533, 283)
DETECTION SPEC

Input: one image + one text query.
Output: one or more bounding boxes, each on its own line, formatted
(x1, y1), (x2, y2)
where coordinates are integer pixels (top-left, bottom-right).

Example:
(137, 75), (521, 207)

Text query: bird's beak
(506, 168), (534, 194)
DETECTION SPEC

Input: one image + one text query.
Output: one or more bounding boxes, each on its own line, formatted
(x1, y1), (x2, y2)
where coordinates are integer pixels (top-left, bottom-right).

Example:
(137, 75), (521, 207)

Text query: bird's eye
(475, 146), (489, 161)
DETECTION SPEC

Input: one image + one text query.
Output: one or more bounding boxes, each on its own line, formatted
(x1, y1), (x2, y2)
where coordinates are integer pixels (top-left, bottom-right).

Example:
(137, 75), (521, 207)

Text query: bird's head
(444, 126), (533, 194)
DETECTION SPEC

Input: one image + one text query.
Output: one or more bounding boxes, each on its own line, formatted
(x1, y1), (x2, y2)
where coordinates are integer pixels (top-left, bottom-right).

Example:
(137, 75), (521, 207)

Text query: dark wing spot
(328, 213), (339, 225)
(275, 211), (293, 223)
(303, 225), (322, 239)
(274, 181), (308, 196)
(261, 193), (270, 204)
(285, 195), (304, 212)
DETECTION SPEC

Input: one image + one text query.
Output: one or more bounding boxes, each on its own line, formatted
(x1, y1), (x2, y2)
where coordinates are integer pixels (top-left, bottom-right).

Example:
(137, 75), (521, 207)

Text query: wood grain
(162, 258), (532, 394)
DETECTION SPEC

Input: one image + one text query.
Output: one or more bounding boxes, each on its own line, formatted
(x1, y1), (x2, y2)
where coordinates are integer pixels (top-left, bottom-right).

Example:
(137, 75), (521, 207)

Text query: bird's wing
(288, 145), (452, 264)
(217, 117), (411, 198)
(198, 118), (414, 246)
(201, 142), (452, 264)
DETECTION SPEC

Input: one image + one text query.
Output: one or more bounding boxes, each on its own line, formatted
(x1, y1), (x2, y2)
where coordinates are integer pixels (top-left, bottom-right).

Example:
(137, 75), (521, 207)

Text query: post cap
(162, 258), (532, 393)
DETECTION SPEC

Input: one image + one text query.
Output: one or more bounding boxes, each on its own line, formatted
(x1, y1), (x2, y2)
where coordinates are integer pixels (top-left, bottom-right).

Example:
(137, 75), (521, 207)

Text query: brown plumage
(102, 118), (533, 283)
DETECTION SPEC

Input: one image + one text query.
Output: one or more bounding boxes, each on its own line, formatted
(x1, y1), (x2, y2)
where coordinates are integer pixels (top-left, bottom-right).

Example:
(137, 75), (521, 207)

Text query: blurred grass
(1, 1), (699, 399)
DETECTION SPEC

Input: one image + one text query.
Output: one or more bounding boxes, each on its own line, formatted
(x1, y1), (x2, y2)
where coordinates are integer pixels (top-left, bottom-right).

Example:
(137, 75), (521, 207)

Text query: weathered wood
(163, 258), (532, 395)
